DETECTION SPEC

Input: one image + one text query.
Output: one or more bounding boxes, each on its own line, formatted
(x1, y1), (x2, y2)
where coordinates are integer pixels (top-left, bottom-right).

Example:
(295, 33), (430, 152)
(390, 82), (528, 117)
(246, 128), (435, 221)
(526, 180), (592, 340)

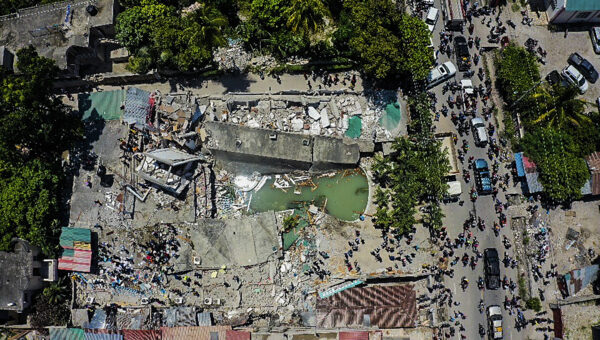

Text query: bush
(526, 297), (542, 312)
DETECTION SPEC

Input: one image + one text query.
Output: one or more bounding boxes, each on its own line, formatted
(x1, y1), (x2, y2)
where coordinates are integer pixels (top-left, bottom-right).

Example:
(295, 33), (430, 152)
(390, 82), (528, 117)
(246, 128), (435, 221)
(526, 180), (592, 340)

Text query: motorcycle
(507, 19), (516, 29)
(461, 277), (469, 290)
(494, 223), (500, 236)
(478, 276), (484, 290)
(479, 324), (486, 337)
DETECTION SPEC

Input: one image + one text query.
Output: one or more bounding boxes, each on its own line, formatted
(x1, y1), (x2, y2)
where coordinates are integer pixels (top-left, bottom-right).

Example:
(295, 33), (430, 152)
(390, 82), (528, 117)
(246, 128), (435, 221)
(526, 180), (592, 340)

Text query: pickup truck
(474, 158), (492, 194)
(454, 36), (471, 71)
(484, 248), (500, 290)
(487, 305), (503, 339)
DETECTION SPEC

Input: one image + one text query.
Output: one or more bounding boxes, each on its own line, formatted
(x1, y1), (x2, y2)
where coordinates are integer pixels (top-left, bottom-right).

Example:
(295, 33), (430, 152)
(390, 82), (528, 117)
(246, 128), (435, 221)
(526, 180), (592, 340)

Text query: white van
(426, 7), (439, 32)
(471, 117), (488, 146)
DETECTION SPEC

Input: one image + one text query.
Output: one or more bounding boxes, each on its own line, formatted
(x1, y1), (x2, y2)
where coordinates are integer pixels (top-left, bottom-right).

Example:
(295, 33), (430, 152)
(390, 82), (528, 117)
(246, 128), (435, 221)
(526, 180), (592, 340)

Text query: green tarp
(380, 102), (402, 131)
(78, 90), (125, 121)
(345, 116), (362, 139)
(282, 209), (309, 250)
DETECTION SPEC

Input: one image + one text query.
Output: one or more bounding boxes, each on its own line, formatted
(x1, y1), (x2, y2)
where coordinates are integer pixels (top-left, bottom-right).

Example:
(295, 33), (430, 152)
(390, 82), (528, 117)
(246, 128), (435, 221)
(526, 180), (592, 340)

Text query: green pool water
(249, 169), (369, 221)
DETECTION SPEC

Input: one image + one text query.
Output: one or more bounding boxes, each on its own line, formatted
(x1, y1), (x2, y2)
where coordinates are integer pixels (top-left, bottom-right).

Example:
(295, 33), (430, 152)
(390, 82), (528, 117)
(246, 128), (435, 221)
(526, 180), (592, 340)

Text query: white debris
(320, 108), (330, 128)
(307, 106), (321, 121)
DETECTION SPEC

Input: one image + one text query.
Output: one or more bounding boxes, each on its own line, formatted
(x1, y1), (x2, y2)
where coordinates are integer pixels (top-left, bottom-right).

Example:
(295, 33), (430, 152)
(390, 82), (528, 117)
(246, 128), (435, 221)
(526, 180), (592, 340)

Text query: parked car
(470, 117), (488, 146)
(427, 61), (457, 88)
(425, 7), (439, 32)
(454, 36), (471, 71)
(474, 159), (493, 194)
(591, 27), (600, 54)
(545, 70), (562, 86)
(562, 65), (589, 93)
(484, 248), (500, 290)
(487, 305), (503, 339)
(568, 52), (598, 83)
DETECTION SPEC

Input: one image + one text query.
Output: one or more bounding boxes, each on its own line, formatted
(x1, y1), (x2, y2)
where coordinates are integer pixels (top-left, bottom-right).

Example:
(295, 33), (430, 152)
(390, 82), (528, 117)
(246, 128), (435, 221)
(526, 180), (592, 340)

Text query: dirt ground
(561, 302), (600, 339)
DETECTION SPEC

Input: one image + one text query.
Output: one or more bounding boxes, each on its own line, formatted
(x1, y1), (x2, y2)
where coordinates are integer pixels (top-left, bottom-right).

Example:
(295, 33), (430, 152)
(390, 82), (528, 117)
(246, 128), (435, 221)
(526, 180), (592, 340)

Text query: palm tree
(284, 0), (330, 37)
(529, 84), (591, 129)
(43, 277), (69, 305)
(187, 3), (228, 48)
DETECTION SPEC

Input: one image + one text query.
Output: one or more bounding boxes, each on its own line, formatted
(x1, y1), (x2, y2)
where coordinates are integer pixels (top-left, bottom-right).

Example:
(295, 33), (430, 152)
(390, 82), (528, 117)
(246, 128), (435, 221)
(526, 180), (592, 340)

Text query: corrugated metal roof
(84, 333), (123, 340)
(124, 87), (152, 127)
(225, 330), (250, 340)
(515, 152), (525, 177)
(50, 328), (85, 340)
(160, 326), (231, 340)
(196, 312), (212, 326)
(316, 284), (417, 328)
(586, 152), (600, 195)
(566, 0), (600, 11)
(339, 331), (369, 340)
(525, 172), (543, 194)
(122, 330), (161, 340)
(122, 330), (162, 340)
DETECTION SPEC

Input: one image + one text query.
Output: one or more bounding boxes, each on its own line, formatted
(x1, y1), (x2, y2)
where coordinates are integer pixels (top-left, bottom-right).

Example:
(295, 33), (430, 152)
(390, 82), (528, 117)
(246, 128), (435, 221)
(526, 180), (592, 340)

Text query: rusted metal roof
(121, 330), (162, 340)
(316, 284), (417, 328)
(339, 331), (369, 340)
(552, 307), (563, 339)
(586, 152), (600, 195)
(225, 330), (250, 340)
(160, 326), (231, 340)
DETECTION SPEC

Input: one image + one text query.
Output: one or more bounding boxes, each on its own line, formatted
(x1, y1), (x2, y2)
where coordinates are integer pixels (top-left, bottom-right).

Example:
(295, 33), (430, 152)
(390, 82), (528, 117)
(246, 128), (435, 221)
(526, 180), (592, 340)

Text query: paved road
(426, 2), (524, 339)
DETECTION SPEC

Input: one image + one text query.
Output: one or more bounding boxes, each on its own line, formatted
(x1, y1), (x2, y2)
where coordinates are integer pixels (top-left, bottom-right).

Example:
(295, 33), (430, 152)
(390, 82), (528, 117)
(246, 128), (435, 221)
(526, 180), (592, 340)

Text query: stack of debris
(213, 41), (252, 72)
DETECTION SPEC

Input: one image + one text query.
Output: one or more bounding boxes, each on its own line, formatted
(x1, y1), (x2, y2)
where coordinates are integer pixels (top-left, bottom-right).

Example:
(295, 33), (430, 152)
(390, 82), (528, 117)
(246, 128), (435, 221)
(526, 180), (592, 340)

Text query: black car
(484, 248), (500, 290)
(454, 36), (471, 71)
(568, 52), (599, 83)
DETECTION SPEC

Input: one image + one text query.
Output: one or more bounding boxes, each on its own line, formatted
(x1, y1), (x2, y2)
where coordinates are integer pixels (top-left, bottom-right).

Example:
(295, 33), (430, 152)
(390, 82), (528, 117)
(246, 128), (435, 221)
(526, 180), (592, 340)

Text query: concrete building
(0, 0), (119, 77)
(204, 121), (360, 174)
(547, 0), (600, 24)
(0, 239), (57, 317)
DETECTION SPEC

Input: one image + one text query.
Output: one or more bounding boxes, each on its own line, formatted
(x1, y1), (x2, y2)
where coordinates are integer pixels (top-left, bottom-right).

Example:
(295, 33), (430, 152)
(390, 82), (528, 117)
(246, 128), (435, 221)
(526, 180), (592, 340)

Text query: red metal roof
(316, 284), (417, 328)
(522, 154), (537, 172)
(339, 331), (369, 340)
(122, 330), (162, 340)
(225, 330), (250, 340)
(586, 152), (600, 195)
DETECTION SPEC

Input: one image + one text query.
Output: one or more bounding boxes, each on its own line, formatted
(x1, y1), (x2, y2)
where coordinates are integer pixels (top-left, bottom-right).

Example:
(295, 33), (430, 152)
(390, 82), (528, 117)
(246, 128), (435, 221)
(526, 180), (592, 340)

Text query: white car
(427, 61), (456, 88)
(425, 7), (439, 32)
(562, 65), (589, 94)
(461, 79), (474, 95)
(487, 305), (503, 339)
(471, 117), (488, 146)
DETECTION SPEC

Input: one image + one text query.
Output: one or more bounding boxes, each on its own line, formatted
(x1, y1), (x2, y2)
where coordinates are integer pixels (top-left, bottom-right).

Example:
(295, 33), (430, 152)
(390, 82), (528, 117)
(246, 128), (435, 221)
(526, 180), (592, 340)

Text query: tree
(495, 44), (540, 106)
(0, 159), (61, 256)
(116, 0), (226, 72)
(521, 128), (590, 203)
(30, 287), (70, 328)
(527, 84), (591, 129)
(526, 297), (542, 312)
(0, 47), (82, 162)
(43, 277), (69, 305)
(341, 0), (432, 81)
(284, 0), (329, 37)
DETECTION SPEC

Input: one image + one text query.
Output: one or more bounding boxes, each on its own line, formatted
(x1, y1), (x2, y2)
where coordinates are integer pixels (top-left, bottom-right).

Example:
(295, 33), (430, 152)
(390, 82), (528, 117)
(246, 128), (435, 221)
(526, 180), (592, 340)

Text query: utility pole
(509, 79), (544, 109)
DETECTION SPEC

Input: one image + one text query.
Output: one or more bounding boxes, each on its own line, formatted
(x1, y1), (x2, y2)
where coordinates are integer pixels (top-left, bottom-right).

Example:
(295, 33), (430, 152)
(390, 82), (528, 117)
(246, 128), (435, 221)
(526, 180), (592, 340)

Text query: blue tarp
(515, 152), (525, 177)
(50, 328), (85, 340)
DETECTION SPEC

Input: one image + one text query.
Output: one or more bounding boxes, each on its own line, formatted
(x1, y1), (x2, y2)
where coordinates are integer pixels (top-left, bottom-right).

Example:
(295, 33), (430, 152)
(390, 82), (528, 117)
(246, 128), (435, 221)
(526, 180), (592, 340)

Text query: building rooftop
(0, 239), (40, 312)
(0, 0), (117, 71)
(566, 0), (600, 11)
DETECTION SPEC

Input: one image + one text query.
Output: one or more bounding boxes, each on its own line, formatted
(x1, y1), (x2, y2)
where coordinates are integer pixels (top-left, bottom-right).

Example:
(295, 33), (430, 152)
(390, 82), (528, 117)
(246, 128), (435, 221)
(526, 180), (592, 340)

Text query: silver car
(591, 27), (600, 54)
(562, 65), (589, 94)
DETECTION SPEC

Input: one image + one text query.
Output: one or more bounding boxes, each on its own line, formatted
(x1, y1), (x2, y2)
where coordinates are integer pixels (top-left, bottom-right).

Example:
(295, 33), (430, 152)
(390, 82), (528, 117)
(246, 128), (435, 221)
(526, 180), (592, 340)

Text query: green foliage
(283, 215), (299, 232)
(523, 236), (530, 245)
(524, 84), (591, 129)
(116, 0), (227, 72)
(521, 128), (590, 203)
(43, 277), (69, 305)
(0, 47), (77, 257)
(0, 0), (60, 16)
(340, 0), (432, 81)
(0, 47), (82, 162)
(518, 275), (528, 298)
(495, 44), (540, 106)
(284, 0), (330, 36)
(0, 159), (61, 256)
(526, 297), (542, 312)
